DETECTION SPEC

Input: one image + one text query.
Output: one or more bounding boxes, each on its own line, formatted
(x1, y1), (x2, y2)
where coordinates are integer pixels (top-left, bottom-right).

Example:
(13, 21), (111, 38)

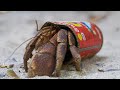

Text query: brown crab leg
(23, 27), (49, 72)
(24, 26), (57, 72)
(70, 46), (81, 71)
(35, 26), (57, 50)
(27, 33), (58, 77)
(52, 29), (68, 77)
(23, 36), (39, 72)
(68, 31), (81, 71)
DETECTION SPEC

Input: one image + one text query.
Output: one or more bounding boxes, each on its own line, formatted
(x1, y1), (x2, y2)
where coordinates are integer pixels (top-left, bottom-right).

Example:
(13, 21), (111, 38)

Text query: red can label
(43, 22), (103, 59)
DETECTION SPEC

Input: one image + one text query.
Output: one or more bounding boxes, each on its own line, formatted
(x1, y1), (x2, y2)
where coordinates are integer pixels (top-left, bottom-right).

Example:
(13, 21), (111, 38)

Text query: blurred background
(0, 11), (120, 79)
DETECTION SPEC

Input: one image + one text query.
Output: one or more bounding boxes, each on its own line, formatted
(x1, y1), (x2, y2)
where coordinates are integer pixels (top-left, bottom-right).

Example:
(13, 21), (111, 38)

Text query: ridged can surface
(42, 21), (103, 59)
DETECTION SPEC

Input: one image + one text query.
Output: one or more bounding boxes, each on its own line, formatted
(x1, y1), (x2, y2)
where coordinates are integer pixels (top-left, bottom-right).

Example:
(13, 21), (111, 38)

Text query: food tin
(41, 21), (103, 59)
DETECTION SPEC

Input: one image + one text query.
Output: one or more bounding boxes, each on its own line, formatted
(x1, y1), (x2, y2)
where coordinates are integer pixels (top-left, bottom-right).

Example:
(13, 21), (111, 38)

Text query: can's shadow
(78, 55), (108, 76)
(61, 55), (108, 77)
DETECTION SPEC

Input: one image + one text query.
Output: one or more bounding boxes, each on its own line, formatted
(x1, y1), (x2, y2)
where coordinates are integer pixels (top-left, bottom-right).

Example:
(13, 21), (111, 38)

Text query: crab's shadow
(61, 55), (108, 77)
(82, 55), (108, 73)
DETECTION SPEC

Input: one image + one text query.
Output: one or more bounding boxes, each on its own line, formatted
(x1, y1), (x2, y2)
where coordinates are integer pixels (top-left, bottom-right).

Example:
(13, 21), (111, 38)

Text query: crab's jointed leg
(52, 29), (68, 77)
(23, 36), (38, 72)
(27, 33), (58, 77)
(68, 31), (81, 71)
(70, 46), (81, 71)
(24, 26), (57, 72)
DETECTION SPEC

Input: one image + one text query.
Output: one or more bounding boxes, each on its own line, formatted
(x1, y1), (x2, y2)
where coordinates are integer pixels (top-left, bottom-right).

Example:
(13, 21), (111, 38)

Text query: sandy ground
(0, 11), (120, 79)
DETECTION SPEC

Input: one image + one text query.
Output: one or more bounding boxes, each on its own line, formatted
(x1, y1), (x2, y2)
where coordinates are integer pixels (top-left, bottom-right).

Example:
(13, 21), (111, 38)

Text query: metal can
(41, 21), (103, 59)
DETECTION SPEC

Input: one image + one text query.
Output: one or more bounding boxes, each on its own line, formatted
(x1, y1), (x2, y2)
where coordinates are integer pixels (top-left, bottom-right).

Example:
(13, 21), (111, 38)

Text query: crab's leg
(68, 31), (81, 71)
(52, 29), (68, 77)
(24, 26), (57, 72)
(28, 33), (58, 77)
(23, 36), (39, 72)
(23, 27), (47, 72)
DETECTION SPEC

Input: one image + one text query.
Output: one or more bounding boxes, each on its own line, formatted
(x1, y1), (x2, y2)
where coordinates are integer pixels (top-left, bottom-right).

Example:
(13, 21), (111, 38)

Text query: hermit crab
(23, 21), (103, 77)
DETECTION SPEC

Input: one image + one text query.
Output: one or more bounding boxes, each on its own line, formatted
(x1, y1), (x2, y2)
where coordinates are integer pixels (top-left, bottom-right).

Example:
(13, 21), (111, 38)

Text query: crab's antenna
(5, 37), (35, 62)
(5, 20), (40, 62)
(35, 20), (39, 31)
(6, 20), (39, 61)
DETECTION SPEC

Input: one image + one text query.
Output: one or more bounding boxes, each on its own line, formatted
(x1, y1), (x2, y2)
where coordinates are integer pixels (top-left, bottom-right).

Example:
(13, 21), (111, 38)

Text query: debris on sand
(0, 64), (14, 69)
(7, 69), (20, 79)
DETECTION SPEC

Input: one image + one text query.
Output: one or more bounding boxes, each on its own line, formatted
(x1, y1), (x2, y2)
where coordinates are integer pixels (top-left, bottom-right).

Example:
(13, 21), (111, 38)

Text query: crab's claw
(27, 33), (58, 78)
(28, 53), (56, 77)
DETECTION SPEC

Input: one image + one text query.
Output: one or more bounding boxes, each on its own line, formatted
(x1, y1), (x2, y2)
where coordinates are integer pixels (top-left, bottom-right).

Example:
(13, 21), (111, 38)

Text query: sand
(0, 11), (120, 79)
